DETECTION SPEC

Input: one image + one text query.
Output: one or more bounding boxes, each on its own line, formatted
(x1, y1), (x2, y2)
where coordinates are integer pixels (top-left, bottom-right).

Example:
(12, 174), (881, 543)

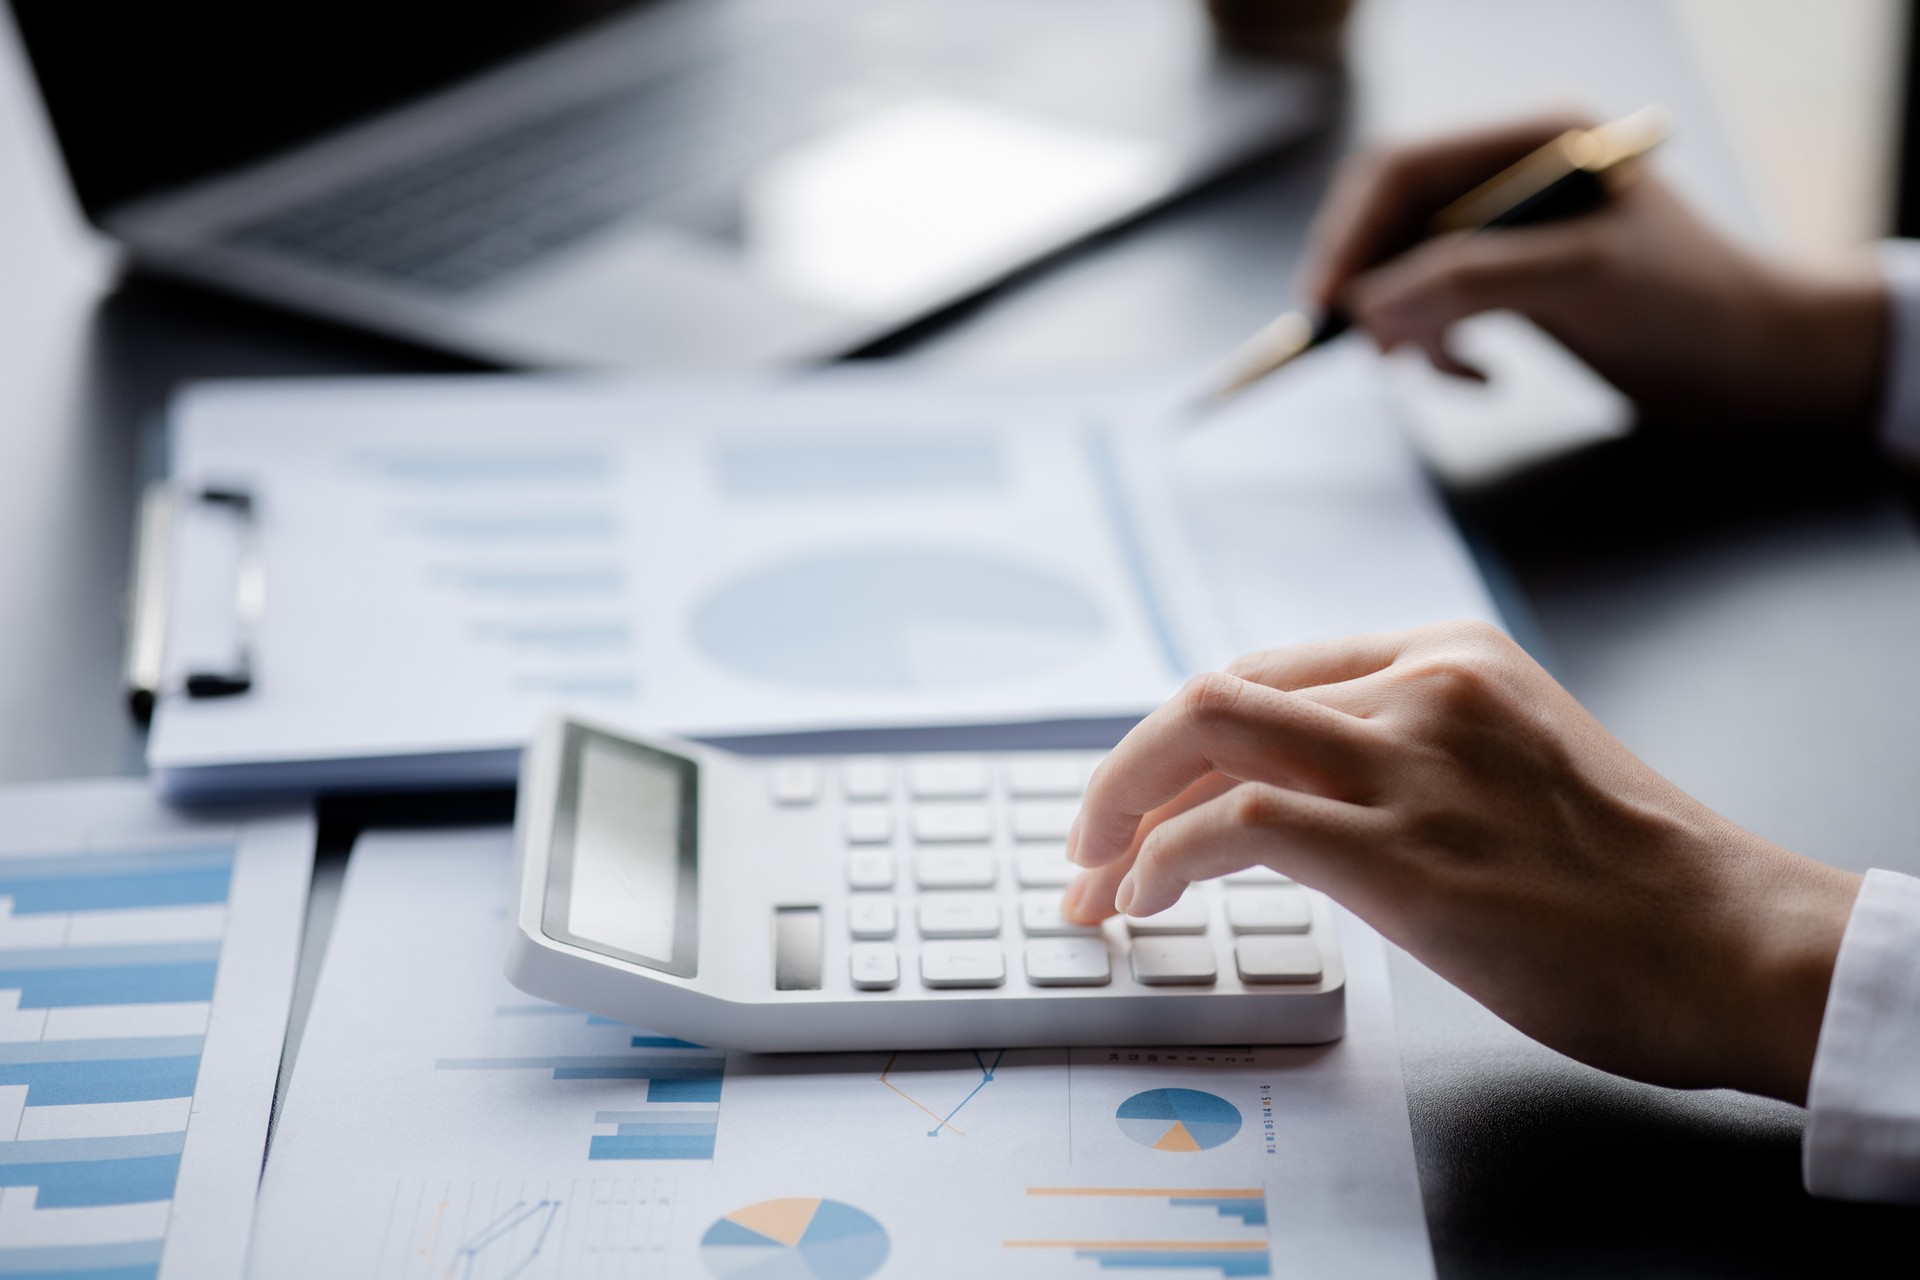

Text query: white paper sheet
(151, 352), (1498, 797)
(249, 827), (1433, 1279)
(0, 781), (312, 1280)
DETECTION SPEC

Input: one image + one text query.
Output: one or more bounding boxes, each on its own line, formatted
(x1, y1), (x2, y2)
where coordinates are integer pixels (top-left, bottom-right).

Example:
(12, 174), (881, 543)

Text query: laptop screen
(7, 1), (644, 218)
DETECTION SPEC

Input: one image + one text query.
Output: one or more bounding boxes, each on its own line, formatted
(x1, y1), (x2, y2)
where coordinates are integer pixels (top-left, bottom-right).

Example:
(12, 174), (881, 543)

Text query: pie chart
(689, 546), (1107, 692)
(1116, 1088), (1243, 1152)
(699, 1197), (889, 1280)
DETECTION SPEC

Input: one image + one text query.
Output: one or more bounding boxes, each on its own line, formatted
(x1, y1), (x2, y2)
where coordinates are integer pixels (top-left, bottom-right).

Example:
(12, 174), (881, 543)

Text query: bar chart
(0, 839), (234, 1280)
(439, 1007), (727, 1160)
(1004, 1186), (1272, 1278)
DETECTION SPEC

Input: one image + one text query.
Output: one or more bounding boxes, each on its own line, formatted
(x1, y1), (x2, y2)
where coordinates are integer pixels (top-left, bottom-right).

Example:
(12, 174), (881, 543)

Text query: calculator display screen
(542, 726), (699, 978)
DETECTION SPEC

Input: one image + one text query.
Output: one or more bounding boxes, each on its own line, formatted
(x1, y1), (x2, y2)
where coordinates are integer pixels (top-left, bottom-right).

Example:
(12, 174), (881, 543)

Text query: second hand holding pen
(1188, 105), (1672, 420)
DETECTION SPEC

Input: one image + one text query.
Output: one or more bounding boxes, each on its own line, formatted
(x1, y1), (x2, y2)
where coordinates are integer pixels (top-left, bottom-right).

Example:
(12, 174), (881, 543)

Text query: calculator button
(1224, 865), (1291, 885)
(1235, 936), (1323, 984)
(842, 806), (895, 845)
(911, 803), (992, 843)
(1019, 891), (1100, 937)
(841, 759), (893, 801)
(915, 849), (997, 890)
(1129, 937), (1219, 985)
(908, 758), (990, 798)
(847, 896), (898, 940)
(916, 893), (1002, 939)
(920, 941), (1006, 988)
(1225, 887), (1311, 934)
(1010, 800), (1079, 843)
(1125, 891), (1210, 936)
(1015, 845), (1078, 888)
(845, 850), (895, 891)
(850, 944), (901, 990)
(768, 763), (821, 806)
(1025, 938), (1112, 987)
(1003, 758), (1089, 797)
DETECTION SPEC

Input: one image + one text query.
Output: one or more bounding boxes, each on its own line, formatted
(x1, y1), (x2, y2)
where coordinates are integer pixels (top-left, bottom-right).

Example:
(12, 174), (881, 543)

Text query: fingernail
(1061, 877), (1087, 921)
(1065, 814), (1084, 864)
(1115, 875), (1137, 916)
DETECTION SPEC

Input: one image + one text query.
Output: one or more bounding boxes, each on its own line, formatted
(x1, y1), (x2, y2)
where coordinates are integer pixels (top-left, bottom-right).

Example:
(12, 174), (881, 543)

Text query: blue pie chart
(1116, 1088), (1243, 1152)
(700, 1197), (889, 1280)
(689, 546), (1107, 692)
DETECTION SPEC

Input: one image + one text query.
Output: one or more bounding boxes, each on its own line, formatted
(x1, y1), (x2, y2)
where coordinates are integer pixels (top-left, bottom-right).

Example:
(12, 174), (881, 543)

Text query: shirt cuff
(1876, 240), (1920, 466)
(1804, 868), (1920, 1202)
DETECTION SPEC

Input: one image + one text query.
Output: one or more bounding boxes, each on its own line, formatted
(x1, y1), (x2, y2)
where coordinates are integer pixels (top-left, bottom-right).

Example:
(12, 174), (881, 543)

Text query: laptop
(7, 0), (1330, 369)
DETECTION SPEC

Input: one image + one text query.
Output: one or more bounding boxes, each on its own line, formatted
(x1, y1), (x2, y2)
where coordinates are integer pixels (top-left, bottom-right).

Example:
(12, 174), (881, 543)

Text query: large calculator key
(916, 893), (1002, 938)
(1235, 936), (1324, 984)
(915, 849), (997, 890)
(845, 850), (895, 891)
(843, 806), (895, 846)
(911, 803), (992, 844)
(908, 758), (991, 799)
(1010, 800), (1079, 843)
(920, 941), (1006, 988)
(1003, 758), (1089, 797)
(1224, 865), (1291, 885)
(1225, 887), (1311, 934)
(850, 943), (901, 990)
(769, 764), (821, 806)
(1129, 937), (1219, 986)
(1025, 937), (1112, 987)
(1125, 891), (1210, 936)
(1019, 891), (1100, 937)
(1015, 845), (1077, 888)
(847, 896), (898, 940)
(841, 758), (893, 801)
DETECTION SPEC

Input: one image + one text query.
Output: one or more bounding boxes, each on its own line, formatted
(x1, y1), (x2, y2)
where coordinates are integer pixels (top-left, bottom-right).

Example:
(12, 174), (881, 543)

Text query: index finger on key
(1068, 672), (1375, 870)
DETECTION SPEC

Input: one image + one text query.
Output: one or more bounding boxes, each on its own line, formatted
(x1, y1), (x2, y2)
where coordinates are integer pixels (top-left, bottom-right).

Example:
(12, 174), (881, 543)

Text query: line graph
(877, 1049), (1005, 1137)
(385, 1178), (673, 1280)
(416, 1197), (560, 1280)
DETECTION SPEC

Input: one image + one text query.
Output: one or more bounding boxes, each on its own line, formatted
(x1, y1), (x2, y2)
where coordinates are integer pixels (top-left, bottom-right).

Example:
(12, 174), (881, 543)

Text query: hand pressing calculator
(507, 715), (1346, 1052)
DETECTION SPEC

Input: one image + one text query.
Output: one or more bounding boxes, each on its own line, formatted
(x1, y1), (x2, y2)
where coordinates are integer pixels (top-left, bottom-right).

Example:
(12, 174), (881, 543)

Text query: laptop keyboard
(216, 0), (1066, 296)
(220, 41), (868, 294)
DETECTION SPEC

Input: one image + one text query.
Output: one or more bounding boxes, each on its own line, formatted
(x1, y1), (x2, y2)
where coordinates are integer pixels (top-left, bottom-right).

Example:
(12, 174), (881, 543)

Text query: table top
(4, 0), (1919, 1271)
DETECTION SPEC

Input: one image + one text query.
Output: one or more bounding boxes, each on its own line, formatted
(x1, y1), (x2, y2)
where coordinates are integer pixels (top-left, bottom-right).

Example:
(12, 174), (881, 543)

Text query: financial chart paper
(0, 781), (311, 1280)
(249, 828), (1433, 1279)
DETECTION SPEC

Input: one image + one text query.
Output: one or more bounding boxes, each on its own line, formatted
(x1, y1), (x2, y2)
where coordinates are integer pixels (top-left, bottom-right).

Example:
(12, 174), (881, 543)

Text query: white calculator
(506, 714), (1346, 1052)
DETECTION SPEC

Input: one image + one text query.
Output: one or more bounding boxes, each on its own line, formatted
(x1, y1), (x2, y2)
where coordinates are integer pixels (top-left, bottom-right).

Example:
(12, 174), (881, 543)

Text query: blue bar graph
(443, 1019), (727, 1162)
(0, 1035), (205, 1105)
(0, 847), (231, 915)
(1171, 1197), (1268, 1227)
(0, 1237), (164, 1280)
(0, 942), (221, 1009)
(0, 1132), (187, 1209)
(646, 1076), (721, 1103)
(0, 839), (236, 1261)
(361, 451), (610, 484)
(1075, 1249), (1270, 1277)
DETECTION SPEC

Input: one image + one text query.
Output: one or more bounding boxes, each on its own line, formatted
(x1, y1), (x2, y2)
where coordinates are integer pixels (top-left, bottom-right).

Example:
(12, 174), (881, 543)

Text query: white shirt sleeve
(1804, 868), (1920, 1201)
(1876, 240), (1920, 466)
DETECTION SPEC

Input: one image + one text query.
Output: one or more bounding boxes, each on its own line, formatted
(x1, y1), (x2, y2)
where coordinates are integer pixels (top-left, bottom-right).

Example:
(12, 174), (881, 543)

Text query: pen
(1189, 105), (1672, 418)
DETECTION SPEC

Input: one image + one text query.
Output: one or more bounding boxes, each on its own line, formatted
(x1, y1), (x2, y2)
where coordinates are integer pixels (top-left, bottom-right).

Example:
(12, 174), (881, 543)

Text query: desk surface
(4, 0), (1920, 1271)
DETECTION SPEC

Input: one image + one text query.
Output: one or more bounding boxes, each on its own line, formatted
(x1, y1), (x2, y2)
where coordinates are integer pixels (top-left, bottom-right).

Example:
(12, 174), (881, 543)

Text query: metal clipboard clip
(125, 482), (263, 725)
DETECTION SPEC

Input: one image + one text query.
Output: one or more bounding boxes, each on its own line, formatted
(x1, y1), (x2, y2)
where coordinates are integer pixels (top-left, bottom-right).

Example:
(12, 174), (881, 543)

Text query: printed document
(248, 827), (1434, 1278)
(152, 348), (1496, 795)
(0, 781), (312, 1280)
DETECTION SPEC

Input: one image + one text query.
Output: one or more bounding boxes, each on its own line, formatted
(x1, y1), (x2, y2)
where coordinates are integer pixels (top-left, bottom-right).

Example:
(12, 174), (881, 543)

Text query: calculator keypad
(784, 753), (1322, 996)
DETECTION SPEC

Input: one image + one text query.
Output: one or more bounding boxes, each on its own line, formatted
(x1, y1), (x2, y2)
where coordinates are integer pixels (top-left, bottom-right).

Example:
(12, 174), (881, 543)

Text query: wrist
(1722, 848), (1862, 1104)
(1759, 261), (1891, 437)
